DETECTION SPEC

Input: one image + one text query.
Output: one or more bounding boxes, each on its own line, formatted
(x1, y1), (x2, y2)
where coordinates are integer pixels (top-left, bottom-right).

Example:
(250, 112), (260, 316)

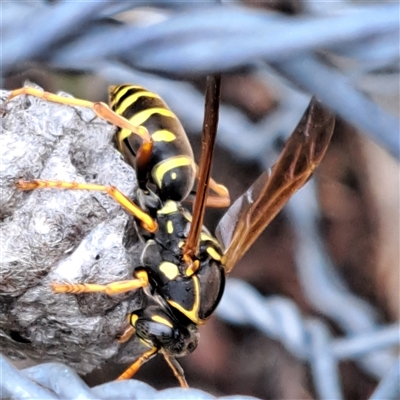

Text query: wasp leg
(117, 325), (135, 343)
(193, 163), (230, 208)
(15, 179), (157, 232)
(52, 271), (149, 295)
(185, 191), (230, 208)
(163, 354), (189, 388)
(116, 347), (158, 380)
(51, 279), (148, 295)
(8, 87), (154, 187)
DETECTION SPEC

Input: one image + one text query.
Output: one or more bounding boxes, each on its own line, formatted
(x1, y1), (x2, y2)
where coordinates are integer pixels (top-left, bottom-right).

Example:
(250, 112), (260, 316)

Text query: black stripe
(119, 94), (167, 121)
(110, 86), (144, 110)
(141, 112), (182, 142)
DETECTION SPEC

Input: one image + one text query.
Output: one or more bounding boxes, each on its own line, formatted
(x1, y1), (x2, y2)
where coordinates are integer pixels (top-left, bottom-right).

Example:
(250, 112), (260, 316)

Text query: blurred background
(1, 1), (399, 399)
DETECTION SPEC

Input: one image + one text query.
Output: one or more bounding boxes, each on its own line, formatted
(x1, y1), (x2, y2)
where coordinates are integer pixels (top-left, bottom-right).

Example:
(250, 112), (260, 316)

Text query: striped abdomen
(109, 85), (195, 202)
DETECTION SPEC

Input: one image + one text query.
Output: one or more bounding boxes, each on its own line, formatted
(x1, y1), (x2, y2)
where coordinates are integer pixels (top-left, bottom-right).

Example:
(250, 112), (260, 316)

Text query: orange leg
(194, 163), (230, 208)
(163, 354), (189, 388)
(117, 325), (135, 343)
(15, 179), (157, 232)
(52, 271), (149, 296)
(7, 87), (154, 183)
(185, 191), (230, 208)
(51, 279), (148, 296)
(116, 347), (158, 380)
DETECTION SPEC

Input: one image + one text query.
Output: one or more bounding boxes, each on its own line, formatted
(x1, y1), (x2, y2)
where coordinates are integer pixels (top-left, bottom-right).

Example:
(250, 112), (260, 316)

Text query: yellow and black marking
(166, 220), (174, 234)
(132, 193), (227, 325)
(167, 275), (202, 324)
(142, 201), (226, 325)
(159, 261), (180, 280)
(109, 85), (195, 201)
(121, 302), (194, 387)
(130, 314), (139, 326)
(162, 244), (225, 324)
(185, 260), (200, 277)
(206, 247), (222, 262)
(151, 314), (174, 328)
(200, 232), (221, 247)
(157, 200), (179, 215)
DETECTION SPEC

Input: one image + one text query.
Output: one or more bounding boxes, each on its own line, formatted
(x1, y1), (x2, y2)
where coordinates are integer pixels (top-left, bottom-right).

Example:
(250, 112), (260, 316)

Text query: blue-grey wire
(0, 354), (261, 400)
(2, 2), (399, 159)
(216, 280), (400, 400)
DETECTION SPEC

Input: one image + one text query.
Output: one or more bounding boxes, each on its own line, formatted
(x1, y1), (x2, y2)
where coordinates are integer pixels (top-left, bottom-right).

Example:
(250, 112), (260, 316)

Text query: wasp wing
(216, 97), (335, 273)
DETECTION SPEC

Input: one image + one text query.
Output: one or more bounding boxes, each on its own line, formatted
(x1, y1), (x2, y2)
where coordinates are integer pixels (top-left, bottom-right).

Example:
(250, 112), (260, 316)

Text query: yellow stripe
(117, 91), (161, 116)
(206, 247), (222, 261)
(157, 200), (179, 215)
(152, 156), (193, 188)
(117, 108), (177, 143)
(185, 260), (200, 277)
(152, 129), (176, 142)
(152, 315), (174, 329)
(110, 85), (144, 106)
(168, 276), (202, 324)
(200, 232), (219, 246)
(130, 107), (176, 127)
(130, 314), (139, 327)
(166, 220), (174, 234)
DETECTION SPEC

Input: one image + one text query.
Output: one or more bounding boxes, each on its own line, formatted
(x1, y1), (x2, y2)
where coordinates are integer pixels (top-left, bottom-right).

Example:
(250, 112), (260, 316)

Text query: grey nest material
(0, 83), (147, 374)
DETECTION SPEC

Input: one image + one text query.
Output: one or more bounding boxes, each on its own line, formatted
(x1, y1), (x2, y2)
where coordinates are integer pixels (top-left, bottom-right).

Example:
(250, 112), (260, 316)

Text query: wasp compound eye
(135, 318), (174, 346)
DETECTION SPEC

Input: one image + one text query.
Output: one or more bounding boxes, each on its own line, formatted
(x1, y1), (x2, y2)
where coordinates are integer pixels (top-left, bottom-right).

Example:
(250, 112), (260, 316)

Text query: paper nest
(0, 83), (147, 374)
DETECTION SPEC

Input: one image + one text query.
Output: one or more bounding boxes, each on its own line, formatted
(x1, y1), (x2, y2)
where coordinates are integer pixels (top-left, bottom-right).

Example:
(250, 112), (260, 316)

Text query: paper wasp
(8, 76), (334, 388)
